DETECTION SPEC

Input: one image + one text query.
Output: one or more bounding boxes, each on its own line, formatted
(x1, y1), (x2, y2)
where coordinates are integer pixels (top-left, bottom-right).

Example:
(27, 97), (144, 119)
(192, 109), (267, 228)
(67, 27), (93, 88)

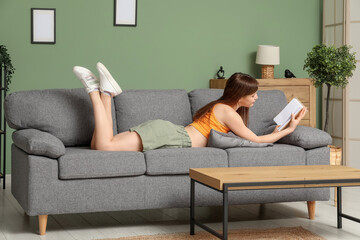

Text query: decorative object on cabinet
(303, 44), (356, 132)
(255, 45), (280, 79)
(216, 66), (225, 79)
(114, 0), (137, 26)
(210, 78), (316, 128)
(31, 8), (56, 44)
(285, 69), (296, 78)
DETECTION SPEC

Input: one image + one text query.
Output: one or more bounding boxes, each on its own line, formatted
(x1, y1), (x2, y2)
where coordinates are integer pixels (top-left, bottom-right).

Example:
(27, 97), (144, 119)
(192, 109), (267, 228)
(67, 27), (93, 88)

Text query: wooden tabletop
(189, 165), (360, 191)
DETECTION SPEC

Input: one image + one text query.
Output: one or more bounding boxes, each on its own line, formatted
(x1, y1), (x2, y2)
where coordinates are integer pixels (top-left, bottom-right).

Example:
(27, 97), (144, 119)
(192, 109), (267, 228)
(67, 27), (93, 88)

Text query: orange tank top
(189, 104), (231, 139)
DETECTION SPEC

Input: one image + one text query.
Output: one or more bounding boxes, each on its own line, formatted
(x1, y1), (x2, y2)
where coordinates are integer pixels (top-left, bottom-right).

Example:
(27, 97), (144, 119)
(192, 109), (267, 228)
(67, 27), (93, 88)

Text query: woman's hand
(287, 107), (307, 132)
(273, 125), (281, 133)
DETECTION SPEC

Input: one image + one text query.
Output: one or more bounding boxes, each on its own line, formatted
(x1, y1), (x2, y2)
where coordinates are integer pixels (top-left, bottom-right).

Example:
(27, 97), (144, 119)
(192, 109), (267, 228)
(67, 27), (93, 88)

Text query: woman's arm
(221, 106), (307, 143)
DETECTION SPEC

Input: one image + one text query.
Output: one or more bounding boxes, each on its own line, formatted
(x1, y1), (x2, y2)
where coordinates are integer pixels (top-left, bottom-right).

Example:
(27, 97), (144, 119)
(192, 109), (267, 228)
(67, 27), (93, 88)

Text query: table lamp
(255, 45), (280, 79)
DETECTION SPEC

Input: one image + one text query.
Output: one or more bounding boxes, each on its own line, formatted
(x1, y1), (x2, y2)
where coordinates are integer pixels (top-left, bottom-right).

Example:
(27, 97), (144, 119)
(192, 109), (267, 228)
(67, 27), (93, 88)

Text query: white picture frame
(114, 0), (137, 26)
(31, 8), (56, 44)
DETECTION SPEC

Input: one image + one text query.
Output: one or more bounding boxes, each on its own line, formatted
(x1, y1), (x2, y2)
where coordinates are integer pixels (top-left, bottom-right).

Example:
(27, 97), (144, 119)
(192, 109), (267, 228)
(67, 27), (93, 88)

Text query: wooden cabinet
(210, 78), (316, 128)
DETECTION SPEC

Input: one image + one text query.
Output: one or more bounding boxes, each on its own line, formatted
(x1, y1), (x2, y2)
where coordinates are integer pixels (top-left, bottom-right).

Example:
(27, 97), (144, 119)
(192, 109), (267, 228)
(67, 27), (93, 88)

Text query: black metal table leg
(223, 185), (229, 240)
(190, 178), (195, 235)
(189, 175), (360, 236)
(337, 186), (342, 229)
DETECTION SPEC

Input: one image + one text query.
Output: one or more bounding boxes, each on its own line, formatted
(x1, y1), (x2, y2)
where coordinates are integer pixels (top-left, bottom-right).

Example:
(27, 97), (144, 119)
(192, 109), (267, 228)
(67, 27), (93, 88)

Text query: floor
(1, 175), (360, 240)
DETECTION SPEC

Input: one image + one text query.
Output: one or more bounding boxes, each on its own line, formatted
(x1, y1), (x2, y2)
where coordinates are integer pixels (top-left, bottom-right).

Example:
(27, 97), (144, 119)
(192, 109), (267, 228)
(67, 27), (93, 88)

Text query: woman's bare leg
(89, 91), (143, 151)
(91, 92), (113, 149)
(89, 91), (113, 150)
(101, 92), (114, 128)
(72, 64), (140, 151)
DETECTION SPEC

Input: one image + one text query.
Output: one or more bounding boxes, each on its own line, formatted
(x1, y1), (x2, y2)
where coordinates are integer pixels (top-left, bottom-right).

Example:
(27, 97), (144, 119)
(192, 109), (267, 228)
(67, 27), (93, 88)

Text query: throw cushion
(207, 129), (273, 149)
(276, 125), (332, 149)
(12, 129), (66, 158)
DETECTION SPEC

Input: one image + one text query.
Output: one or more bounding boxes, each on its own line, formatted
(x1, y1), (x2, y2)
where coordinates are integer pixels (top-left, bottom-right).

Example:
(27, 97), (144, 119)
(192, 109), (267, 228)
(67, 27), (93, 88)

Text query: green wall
(0, 0), (322, 174)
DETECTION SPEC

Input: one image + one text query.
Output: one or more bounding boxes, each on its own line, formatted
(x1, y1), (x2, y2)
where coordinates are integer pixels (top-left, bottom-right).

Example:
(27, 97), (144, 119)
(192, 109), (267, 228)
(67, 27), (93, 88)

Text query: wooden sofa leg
(39, 215), (48, 235)
(307, 201), (316, 220)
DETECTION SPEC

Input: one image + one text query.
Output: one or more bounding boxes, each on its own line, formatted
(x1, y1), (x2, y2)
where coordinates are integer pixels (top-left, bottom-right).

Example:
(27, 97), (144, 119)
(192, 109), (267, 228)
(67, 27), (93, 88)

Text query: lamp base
(261, 65), (274, 79)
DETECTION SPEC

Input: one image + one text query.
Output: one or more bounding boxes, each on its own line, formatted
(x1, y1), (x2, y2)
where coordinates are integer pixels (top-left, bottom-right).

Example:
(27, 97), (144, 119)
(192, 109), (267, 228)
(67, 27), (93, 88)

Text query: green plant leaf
(303, 44), (356, 88)
(0, 45), (15, 91)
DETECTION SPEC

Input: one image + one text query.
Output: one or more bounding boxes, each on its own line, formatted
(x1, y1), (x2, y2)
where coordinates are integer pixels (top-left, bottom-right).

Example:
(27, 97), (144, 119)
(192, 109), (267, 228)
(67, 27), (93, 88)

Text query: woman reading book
(73, 63), (307, 152)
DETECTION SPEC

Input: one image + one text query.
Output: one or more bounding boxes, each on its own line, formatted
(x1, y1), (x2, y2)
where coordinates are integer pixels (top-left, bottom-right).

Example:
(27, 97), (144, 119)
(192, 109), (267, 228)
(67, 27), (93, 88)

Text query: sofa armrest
(276, 125), (332, 149)
(12, 129), (66, 158)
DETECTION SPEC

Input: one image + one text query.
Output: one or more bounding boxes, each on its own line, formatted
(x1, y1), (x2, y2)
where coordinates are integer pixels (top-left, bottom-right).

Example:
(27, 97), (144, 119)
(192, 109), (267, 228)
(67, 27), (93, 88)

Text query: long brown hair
(193, 72), (258, 127)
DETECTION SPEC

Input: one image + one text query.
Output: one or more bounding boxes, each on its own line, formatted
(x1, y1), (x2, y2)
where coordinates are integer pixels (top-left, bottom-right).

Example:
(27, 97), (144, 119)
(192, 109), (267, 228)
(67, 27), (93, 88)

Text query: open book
(273, 98), (305, 131)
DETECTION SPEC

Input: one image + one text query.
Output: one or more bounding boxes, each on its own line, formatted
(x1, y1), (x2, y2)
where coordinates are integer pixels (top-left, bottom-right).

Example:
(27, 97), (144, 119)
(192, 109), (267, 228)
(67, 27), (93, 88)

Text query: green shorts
(129, 119), (192, 152)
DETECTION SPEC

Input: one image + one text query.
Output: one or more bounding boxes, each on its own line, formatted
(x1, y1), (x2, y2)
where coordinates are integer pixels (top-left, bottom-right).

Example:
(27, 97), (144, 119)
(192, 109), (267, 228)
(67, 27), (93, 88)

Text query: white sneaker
(96, 62), (122, 97)
(73, 66), (100, 93)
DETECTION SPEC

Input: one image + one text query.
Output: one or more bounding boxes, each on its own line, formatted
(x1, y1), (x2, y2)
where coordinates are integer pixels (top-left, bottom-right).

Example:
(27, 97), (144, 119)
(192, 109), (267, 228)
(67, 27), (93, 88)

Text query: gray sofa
(5, 88), (332, 235)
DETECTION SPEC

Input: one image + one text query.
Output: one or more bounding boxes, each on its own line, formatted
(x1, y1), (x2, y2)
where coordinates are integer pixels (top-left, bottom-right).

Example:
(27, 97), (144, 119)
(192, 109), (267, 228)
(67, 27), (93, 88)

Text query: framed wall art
(31, 8), (56, 44)
(114, 0), (137, 26)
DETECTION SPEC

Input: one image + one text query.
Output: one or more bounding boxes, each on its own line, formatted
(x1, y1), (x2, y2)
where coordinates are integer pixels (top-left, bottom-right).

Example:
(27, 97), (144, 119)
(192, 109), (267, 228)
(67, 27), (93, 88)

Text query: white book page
(273, 98), (304, 131)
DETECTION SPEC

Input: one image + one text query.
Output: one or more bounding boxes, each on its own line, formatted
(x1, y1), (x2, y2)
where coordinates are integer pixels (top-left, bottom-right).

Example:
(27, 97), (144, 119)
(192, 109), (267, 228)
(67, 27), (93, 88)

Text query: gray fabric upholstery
(12, 145), (329, 216)
(277, 125), (332, 149)
(207, 129), (273, 149)
(248, 90), (287, 135)
(11, 145), (31, 213)
(12, 129), (65, 158)
(188, 89), (223, 115)
(7, 88), (330, 219)
(5, 88), (117, 146)
(114, 90), (193, 132)
(58, 147), (146, 179)
(12, 145), (148, 215)
(144, 147), (228, 175)
(227, 144), (306, 167)
(306, 146), (330, 165)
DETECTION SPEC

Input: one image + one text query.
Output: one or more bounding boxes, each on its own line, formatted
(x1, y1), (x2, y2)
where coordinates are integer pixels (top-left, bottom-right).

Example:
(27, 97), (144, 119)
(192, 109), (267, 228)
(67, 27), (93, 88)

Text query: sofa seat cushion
(58, 147), (146, 180)
(144, 148), (228, 175)
(227, 144), (306, 167)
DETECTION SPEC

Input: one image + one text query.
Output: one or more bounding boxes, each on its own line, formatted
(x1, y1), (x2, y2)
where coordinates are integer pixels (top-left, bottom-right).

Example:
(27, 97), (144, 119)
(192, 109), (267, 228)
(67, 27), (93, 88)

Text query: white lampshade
(255, 45), (280, 65)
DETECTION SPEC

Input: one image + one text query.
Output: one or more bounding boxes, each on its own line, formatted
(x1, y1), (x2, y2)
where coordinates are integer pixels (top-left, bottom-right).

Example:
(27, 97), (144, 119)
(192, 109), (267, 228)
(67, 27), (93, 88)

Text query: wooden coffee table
(189, 165), (360, 240)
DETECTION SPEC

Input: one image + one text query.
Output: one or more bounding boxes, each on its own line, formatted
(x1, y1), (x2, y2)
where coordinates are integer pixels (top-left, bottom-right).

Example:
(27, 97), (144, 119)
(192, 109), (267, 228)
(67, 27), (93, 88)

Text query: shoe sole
(96, 62), (122, 95)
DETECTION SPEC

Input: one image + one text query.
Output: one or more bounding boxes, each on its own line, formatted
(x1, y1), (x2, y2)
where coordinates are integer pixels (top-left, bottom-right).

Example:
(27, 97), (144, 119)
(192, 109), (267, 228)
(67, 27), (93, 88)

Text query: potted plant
(0, 45), (15, 91)
(303, 44), (356, 132)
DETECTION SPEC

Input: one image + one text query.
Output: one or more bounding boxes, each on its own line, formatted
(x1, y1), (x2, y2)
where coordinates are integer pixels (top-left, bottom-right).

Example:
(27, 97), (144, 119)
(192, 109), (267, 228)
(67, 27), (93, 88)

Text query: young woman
(73, 63), (307, 152)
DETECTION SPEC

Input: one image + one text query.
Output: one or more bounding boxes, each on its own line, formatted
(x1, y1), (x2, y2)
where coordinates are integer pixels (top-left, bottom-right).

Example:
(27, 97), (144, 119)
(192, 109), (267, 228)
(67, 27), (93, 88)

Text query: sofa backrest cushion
(249, 90), (287, 135)
(188, 89), (287, 135)
(188, 89), (223, 116)
(5, 88), (117, 146)
(114, 89), (193, 132)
